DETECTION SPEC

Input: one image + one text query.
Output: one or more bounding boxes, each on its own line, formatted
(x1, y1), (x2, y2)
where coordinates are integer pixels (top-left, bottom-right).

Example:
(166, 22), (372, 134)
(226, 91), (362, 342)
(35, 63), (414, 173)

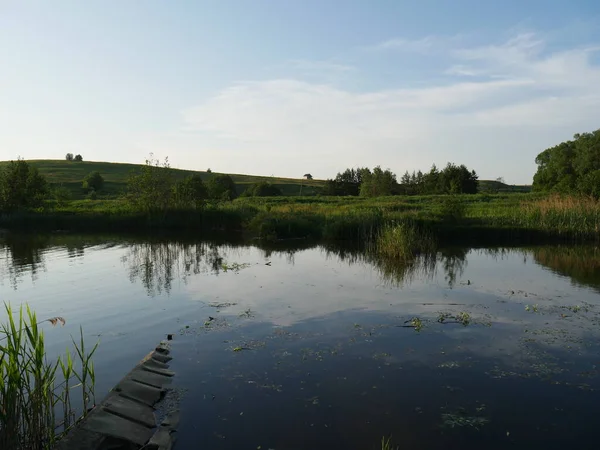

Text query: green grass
(0, 160), (325, 199)
(0, 159), (529, 200)
(0, 304), (98, 449)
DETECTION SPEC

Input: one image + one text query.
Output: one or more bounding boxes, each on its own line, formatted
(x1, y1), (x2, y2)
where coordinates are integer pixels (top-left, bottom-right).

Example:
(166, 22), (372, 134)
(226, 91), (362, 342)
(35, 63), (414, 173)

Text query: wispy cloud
(370, 36), (438, 52)
(171, 32), (600, 183)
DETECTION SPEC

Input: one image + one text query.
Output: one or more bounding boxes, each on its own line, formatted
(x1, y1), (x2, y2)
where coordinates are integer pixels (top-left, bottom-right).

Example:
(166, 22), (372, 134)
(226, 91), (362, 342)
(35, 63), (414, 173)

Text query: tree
(206, 168), (212, 174)
(173, 174), (207, 208)
(241, 181), (282, 197)
(127, 155), (174, 215)
(533, 129), (600, 197)
(82, 171), (104, 192)
(65, 153), (74, 161)
(206, 174), (237, 201)
(74, 154), (83, 162)
(438, 163), (479, 194)
(323, 167), (366, 196)
(359, 166), (398, 197)
(303, 173), (313, 180)
(0, 159), (48, 211)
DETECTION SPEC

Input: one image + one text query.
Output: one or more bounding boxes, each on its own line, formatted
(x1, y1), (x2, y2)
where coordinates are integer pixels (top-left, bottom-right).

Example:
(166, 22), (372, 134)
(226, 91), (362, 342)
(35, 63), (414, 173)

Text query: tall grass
(375, 221), (437, 261)
(2, 193), (599, 245)
(0, 304), (98, 450)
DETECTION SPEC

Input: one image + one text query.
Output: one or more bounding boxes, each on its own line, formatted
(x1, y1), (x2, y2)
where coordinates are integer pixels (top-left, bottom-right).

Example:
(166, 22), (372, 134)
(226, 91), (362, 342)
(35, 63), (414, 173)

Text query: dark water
(1, 235), (599, 449)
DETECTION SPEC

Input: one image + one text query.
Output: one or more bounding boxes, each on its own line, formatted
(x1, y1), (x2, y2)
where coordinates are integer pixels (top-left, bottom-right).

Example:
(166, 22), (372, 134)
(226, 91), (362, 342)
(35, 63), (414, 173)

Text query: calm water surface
(1, 235), (599, 449)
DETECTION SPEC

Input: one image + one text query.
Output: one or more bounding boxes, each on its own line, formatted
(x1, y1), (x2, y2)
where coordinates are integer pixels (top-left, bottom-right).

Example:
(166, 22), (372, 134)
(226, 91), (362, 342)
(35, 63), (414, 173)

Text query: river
(1, 234), (599, 449)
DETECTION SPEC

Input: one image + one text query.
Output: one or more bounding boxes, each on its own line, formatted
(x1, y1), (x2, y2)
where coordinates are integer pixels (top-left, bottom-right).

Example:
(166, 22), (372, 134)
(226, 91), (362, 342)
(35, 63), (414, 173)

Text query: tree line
(533, 129), (600, 198)
(323, 163), (479, 197)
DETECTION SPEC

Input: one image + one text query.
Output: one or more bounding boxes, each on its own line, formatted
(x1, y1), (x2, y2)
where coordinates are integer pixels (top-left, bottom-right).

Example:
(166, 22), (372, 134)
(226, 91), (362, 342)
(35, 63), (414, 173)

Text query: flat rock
(102, 393), (157, 428)
(130, 368), (173, 388)
(81, 409), (154, 446)
(143, 358), (170, 370)
(151, 352), (173, 363)
(142, 365), (176, 377)
(114, 379), (165, 406)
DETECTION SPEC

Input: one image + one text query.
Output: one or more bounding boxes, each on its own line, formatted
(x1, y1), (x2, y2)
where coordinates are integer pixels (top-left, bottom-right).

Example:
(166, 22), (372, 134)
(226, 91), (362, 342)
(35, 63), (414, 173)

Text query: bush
(0, 159), (48, 211)
(173, 174), (207, 208)
(241, 182), (282, 197)
(53, 185), (72, 206)
(83, 171), (104, 192)
(207, 174), (237, 201)
(439, 196), (466, 222)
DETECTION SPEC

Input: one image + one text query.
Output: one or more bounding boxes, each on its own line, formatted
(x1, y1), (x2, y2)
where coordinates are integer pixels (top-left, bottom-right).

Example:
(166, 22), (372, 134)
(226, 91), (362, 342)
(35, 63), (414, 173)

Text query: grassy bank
(0, 193), (598, 246)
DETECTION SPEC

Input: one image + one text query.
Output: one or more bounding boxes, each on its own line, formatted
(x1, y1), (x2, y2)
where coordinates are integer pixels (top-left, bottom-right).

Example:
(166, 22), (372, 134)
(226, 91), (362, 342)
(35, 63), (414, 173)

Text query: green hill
(0, 159), (531, 199)
(0, 160), (324, 199)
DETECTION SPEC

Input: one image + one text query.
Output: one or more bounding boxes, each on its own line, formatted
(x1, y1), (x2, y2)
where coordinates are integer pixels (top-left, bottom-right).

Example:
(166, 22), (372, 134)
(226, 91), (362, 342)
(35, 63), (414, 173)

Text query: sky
(1, 1), (600, 184)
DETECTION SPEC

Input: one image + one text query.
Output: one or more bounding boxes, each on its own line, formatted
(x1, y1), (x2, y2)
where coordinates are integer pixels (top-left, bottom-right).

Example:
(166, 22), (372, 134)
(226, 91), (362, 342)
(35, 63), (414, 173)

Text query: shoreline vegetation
(1, 192), (598, 246)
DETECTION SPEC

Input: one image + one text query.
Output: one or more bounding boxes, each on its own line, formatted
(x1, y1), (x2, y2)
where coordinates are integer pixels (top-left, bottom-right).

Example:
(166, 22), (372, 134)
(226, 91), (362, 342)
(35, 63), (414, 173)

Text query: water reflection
(2, 234), (600, 297)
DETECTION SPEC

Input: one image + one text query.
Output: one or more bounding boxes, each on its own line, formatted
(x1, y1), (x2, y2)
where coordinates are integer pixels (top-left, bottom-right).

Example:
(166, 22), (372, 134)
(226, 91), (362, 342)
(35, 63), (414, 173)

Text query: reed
(375, 221), (437, 261)
(0, 304), (98, 449)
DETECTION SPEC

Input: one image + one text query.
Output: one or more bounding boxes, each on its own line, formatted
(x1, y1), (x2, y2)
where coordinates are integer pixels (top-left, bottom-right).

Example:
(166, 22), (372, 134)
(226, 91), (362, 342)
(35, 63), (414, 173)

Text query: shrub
(82, 171), (104, 192)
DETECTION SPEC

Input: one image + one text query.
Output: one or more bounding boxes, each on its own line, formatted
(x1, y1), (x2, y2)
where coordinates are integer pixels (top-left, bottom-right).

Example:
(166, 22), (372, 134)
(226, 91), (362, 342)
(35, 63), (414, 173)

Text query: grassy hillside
(0, 159), (531, 199)
(1, 160), (324, 199)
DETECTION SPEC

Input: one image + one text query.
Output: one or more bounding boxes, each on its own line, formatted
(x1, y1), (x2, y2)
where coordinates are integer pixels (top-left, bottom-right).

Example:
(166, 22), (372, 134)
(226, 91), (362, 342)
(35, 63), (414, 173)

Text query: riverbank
(1, 193), (598, 245)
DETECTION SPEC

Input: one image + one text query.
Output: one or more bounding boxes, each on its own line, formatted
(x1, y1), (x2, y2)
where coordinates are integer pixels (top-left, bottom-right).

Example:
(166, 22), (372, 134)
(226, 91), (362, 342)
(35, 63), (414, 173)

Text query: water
(1, 234), (599, 449)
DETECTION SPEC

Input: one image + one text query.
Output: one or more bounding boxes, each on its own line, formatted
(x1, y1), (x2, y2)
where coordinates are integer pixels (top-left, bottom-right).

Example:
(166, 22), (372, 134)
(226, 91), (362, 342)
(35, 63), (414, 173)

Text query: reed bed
(0, 304), (98, 450)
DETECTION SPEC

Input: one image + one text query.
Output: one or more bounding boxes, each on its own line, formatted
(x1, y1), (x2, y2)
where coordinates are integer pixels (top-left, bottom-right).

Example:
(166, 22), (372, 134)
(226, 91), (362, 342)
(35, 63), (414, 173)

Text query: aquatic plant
(376, 221), (437, 261)
(380, 435), (398, 450)
(0, 303), (98, 450)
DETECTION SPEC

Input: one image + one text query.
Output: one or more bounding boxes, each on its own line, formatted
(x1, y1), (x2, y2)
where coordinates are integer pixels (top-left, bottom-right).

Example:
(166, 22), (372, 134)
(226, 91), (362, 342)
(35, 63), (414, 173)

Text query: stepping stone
(102, 393), (157, 428)
(114, 379), (165, 406)
(130, 368), (173, 388)
(81, 409), (154, 446)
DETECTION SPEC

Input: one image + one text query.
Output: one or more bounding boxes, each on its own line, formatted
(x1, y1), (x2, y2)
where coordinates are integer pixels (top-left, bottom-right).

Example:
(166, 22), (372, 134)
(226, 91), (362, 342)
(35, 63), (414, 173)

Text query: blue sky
(2, 1), (600, 184)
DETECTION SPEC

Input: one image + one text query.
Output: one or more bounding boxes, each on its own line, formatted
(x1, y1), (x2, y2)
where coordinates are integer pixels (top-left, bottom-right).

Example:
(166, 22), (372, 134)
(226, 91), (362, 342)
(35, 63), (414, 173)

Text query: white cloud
(168, 33), (600, 183)
(371, 36), (438, 53)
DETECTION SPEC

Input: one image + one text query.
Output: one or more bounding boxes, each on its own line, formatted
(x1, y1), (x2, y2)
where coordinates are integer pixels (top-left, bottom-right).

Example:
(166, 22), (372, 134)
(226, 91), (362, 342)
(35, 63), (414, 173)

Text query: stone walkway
(56, 341), (179, 450)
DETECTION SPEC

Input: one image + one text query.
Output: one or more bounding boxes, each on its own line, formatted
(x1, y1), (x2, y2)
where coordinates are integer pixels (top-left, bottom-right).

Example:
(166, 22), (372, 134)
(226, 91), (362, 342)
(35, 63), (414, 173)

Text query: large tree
(0, 159), (48, 211)
(533, 129), (600, 197)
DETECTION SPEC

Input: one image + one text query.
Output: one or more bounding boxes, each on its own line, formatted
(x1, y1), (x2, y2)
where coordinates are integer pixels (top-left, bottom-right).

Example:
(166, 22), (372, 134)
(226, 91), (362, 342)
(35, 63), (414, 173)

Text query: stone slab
(114, 379), (165, 406)
(81, 409), (154, 446)
(142, 365), (176, 377)
(130, 368), (173, 388)
(143, 357), (170, 370)
(151, 352), (173, 363)
(102, 393), (157, 428)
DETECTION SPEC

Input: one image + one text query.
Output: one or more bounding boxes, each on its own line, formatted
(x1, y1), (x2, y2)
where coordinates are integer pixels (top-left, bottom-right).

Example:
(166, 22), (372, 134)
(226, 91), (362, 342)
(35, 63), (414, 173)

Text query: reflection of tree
(531, 246), (600, 292)
(122, 241), (225, 296)
(438, 248), (468, 288)
(323, 244), (468, 288)
(0, 234), (90, 289)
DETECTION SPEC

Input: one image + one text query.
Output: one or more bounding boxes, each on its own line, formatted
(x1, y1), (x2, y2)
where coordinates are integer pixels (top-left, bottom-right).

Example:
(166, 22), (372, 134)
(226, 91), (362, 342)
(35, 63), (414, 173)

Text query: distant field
(0, 160), (324, 199)
(0, 159), (531, 199)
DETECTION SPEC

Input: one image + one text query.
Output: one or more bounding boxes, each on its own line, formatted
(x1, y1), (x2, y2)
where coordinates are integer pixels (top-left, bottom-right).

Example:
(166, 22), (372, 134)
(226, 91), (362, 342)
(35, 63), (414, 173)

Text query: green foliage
(127, 155), (174, 215)
(0, 159), (48, 211)
(52, 185), (72, 207)
(65, 153), (74, 162)
(173, 174), (207, 208)
(360, 166), (398, 197)
(401, 163), (478, 195)
(74, 154), (83, 162)
(82, 171), (104, 192)
(241, 181), (282, 197)
(439, 195), (467, 222)
(0, 303), (98, 449)
(207, 174), (237, 201)
(323, 167), (365, 196)
(533, 129), (600, 198)
(376, 221), (437, 261)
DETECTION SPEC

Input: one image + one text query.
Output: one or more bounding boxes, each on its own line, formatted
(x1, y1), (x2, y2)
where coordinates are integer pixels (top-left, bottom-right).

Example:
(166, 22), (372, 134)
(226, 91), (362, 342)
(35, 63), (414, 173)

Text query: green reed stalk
(0, 303), (99, 449)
